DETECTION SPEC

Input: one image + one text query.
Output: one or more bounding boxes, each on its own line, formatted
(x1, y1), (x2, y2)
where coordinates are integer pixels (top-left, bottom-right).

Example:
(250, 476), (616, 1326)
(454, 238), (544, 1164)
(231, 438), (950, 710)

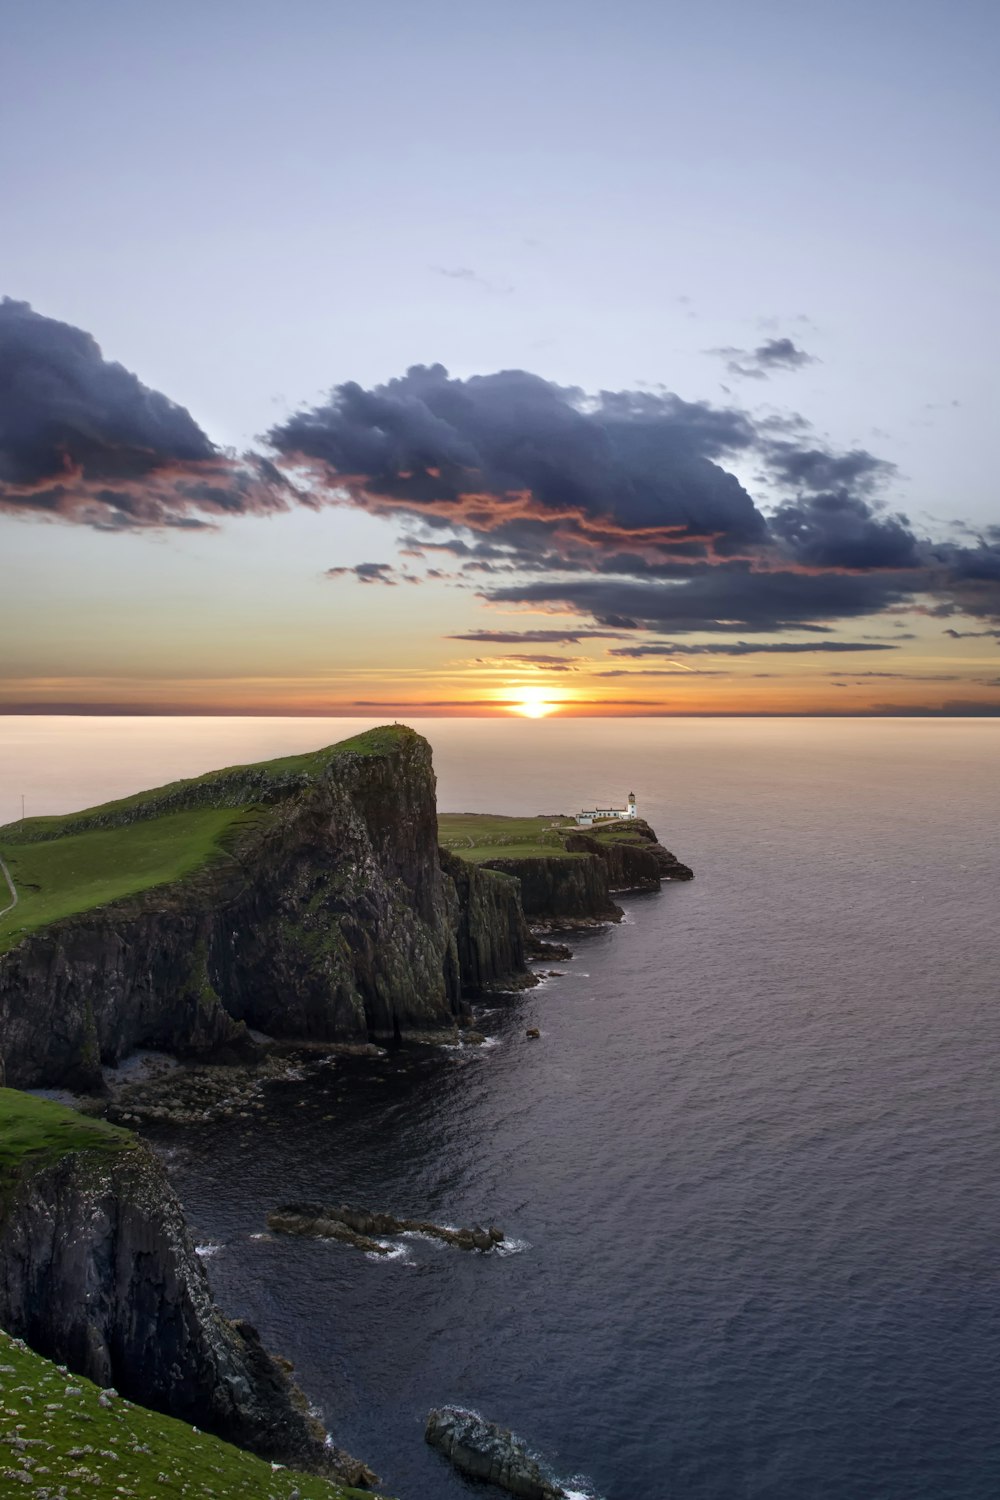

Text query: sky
(2, 0), (999, 717)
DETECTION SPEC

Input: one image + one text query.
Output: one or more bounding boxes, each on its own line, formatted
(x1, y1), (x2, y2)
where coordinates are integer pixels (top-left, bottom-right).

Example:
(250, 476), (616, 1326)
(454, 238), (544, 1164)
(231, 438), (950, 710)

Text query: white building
(576, 792), (637, 827)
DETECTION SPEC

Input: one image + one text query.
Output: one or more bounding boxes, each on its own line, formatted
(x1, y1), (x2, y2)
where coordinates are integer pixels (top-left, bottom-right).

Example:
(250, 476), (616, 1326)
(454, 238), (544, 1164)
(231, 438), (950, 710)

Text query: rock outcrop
(0, 1135), (375, 1486)
(268, 1202), (505, 1254)
(481, 816), (692, 926)
(426, 1406), (566, 1499)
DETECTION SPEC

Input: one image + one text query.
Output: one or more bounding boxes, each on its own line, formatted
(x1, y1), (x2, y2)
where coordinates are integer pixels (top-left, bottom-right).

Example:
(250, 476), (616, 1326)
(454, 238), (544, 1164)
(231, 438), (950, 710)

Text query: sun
(509, 686), (558, 718)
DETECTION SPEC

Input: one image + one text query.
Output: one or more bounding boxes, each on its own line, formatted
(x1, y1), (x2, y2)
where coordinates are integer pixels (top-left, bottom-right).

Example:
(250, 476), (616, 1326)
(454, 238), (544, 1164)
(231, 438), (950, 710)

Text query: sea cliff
(0, 1089), (374, 1487)
(477, 817), (693, 925)
(0, 729), (527, 1090)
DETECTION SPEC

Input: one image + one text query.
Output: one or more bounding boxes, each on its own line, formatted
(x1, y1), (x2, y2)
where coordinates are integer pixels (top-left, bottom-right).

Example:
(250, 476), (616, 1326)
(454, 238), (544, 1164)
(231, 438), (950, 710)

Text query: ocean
(3, 716), (999, 1499)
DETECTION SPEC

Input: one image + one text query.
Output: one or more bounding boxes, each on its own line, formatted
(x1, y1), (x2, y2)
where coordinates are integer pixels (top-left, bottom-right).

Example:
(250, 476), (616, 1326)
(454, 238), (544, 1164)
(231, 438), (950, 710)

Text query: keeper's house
(575, 792), (637, 827)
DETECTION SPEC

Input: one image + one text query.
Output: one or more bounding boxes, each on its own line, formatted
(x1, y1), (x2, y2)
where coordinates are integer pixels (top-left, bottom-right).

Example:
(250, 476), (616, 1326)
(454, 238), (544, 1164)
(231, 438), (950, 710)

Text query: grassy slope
(0, 1328), (383, 1500)
(0, 726), (412, 955)
(0, 1088), (134, 1182)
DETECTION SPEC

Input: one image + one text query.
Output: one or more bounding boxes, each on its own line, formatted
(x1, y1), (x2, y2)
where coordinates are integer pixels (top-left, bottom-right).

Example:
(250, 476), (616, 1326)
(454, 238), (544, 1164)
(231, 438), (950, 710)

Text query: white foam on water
(365, 1241), (412, 1263)
(195, 1243), (222, 1258)
(493, 1236), (530, 1256)
(468, 1035), (501, 1052)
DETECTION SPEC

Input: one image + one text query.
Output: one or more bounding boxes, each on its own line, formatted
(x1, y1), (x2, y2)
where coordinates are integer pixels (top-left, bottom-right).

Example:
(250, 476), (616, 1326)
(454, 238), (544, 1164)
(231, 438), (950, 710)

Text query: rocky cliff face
(481, 817), (693, 925)
(439, 850), (532, 992)
(0, 1139), (372, 1484)
(0, 731), (530, 1090)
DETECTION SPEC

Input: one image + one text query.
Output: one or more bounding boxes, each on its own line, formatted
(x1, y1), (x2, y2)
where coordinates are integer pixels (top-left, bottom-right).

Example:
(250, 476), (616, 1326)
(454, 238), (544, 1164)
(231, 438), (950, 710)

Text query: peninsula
(0, 726), (692, 1492)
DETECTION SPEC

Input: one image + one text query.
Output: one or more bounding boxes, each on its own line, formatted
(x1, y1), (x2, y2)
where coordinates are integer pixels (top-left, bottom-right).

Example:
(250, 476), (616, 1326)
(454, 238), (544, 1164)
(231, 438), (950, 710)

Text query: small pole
(20, 795), (25, 824)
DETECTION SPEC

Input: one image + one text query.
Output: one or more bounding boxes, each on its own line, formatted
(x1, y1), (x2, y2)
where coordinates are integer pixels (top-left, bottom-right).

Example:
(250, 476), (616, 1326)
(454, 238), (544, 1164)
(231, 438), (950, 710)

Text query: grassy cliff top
(0, 1088), (135, 1182)
(438, 811), (653, 864)
(0, 725), (418, 954)
(438, 812), (584, 863)
(0, 1327), (385, 1500)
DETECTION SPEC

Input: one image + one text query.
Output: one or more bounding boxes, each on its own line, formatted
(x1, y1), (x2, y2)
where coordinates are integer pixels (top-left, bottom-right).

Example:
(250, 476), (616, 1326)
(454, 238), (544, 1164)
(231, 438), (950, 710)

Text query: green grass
(0, 725), (418, 954)
(0, 1327), (386, 1500)
(438, 812), (577, 860)
(0, 1088), (135, 1183)
(439, 811), (646, 864)
(0, 808), (251, 955)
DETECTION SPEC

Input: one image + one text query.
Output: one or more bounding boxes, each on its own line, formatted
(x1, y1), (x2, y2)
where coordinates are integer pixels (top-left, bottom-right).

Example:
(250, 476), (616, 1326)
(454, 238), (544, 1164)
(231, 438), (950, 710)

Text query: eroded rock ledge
(426, 1406), (566, 1499)
(268, 1202), (505, 1254)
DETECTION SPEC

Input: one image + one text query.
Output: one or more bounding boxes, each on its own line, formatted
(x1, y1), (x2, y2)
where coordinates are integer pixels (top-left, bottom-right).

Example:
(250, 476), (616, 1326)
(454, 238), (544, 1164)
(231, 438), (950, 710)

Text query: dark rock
(425, 1406), (566, 1499)
(267, 1202), (505, 1253)
(440, 848), (537, 995)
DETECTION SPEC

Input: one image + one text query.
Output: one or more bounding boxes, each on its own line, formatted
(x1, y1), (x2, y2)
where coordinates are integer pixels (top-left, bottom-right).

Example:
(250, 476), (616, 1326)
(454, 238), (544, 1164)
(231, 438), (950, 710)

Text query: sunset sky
(2, 0), (999, 718)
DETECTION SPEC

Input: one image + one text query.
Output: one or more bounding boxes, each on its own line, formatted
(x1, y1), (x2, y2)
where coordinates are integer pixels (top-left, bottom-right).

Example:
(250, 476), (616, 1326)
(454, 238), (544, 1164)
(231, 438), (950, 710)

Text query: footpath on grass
(0, 859), (15, 920)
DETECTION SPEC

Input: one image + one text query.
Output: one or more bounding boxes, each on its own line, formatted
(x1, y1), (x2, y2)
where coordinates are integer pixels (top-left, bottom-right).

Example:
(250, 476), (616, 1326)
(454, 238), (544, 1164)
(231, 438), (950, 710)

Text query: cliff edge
(0, 727), (526, 1090)
(0, 1088), (374, 1486)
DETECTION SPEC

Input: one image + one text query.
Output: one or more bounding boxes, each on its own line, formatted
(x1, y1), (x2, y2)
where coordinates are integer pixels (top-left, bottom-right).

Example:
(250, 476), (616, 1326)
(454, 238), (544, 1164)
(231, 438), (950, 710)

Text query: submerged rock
(267, 1202), (504, 1253)
(425, 1406), (566, 1499)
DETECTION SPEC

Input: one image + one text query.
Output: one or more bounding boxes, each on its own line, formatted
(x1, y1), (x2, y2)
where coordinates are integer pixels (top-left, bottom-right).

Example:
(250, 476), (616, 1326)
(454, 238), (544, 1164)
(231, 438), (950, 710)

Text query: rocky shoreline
(0, 729), (693, 1493)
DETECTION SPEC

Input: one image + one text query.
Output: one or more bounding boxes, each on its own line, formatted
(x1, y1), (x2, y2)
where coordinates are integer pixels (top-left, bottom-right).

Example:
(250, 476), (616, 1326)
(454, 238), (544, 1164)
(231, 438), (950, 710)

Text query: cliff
(0, 728), (528, 1091)
(439, 850), (533, 992)
(0, 1088), (375, 1486)
(478, 817), (693, 925)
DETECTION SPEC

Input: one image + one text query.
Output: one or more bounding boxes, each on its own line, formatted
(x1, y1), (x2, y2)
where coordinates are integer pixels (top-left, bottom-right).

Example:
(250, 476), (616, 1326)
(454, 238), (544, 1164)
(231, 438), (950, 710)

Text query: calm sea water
(3, 717), (1000, 1499)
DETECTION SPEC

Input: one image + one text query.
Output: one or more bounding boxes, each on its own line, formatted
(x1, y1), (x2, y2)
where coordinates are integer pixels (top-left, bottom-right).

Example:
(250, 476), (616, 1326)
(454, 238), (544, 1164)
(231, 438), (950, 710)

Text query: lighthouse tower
(627, 791), (637, 819)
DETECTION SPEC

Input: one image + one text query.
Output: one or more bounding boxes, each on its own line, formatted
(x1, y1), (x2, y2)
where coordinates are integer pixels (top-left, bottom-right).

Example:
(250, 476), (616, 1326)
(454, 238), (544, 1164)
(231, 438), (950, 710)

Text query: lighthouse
(627, 791), (637, 819)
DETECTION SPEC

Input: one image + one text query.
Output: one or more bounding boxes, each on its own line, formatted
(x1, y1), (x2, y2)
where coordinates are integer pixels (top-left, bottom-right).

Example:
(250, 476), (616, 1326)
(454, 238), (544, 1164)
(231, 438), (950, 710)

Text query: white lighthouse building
(575, 792), (637, 827)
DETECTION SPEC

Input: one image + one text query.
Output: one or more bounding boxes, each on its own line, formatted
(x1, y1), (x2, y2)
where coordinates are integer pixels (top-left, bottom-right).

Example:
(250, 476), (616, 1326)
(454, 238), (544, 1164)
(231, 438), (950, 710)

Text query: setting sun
(510, 686), (558, 718)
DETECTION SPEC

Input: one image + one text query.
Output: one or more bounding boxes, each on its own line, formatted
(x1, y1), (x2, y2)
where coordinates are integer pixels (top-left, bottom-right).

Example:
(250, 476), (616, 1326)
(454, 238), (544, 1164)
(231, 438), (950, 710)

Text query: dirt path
(0, 856), (17, 919)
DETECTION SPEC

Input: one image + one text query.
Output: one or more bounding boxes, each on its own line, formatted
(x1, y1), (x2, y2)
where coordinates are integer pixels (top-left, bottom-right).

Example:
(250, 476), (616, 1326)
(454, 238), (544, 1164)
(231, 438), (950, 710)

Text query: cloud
(324, 561), (419, 585)
(862, 700), (1000, 716)
(475, 653), (581, 671)
(0, 298), (287, 529)
(608, 640), (900, 657)
(767, 491), (921, 570)
(267, 364), (767, 556)
(944, 626), (1000, 639)
(268, 363), (939, 637)
(447, 628), (628, 644)
(485, 566), (915, 636)
(708, 336), (817, 381)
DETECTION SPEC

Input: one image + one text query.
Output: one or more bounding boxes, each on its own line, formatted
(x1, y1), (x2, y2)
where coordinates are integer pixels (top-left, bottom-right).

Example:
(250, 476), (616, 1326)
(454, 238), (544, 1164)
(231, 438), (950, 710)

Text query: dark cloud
(267, 364), (767, 555)
(708, 337), (817, 380)
(486, 565), (914, 636)
(767, 492), (921, 570)
(608, 640), (899, 658)
(0, 299), (287, 529)
(447, 628), (627, 644)
(862, 700), (1000, 716)
(325, 561), (419, 585)
(268, 363), (936, 638)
